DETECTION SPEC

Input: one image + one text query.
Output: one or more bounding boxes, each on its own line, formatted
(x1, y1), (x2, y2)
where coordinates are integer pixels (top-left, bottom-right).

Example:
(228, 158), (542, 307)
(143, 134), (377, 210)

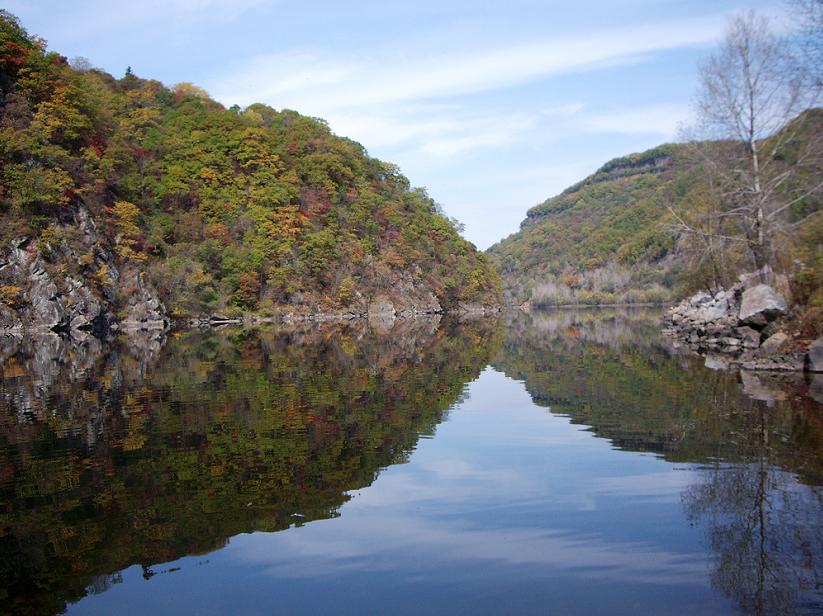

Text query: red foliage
(301, 189), (332, 220)
(87, 134), (107, 157)
(0, 41), (29, 71)
(2, 41), (28, 62)
(62, 187), (78, 205)
(130, 146), (150, 160)
(238, 272), (261, 307)
(205, 222), (230, 243)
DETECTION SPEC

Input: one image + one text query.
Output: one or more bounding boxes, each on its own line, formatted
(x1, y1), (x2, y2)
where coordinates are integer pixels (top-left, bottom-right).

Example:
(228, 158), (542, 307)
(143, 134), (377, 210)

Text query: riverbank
(661, 268), (822, 373)
(184, 301), (502, 328)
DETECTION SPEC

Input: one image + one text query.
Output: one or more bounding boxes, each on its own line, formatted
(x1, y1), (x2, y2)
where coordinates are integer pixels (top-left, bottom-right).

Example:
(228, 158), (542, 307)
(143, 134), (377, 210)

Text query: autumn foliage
(0, 10), (500, 315)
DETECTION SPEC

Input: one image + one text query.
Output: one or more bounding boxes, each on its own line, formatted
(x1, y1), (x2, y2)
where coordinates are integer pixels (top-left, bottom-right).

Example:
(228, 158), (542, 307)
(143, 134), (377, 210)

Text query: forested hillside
(0, 11), (500, 332)
(488, 144), (694, 305)
(488, 110), (822, 313)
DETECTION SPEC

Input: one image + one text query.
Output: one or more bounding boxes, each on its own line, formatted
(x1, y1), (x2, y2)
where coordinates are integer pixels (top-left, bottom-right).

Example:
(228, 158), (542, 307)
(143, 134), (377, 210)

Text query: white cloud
(580, 103), (694, 137)
(206, 16), (725, 111)
(414, 112), (538, 158)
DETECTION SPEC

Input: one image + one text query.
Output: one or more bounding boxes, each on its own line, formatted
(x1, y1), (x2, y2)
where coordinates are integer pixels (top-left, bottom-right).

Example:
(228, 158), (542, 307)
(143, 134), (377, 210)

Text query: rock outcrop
(0, 208), (168, 337)
(663, 269), (814, 372)
(0, 236), (110, 334)
(118, 268), (169, 332)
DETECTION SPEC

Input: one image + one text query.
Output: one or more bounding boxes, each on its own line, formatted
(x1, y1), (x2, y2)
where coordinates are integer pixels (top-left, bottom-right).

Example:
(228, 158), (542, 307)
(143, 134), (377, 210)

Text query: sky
(5, 0), (790, 249)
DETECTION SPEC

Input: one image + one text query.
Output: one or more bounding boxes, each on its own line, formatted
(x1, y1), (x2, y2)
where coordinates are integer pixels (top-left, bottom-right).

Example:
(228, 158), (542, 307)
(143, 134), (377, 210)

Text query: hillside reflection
(494, 308), (823, 614)
(0, 318), (501, 616)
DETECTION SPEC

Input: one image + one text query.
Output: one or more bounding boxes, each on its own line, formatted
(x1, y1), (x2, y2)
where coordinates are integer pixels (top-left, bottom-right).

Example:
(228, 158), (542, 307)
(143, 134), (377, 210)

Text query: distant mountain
(488, 144), (694, 305)
(0, 11), (500, 334)
(487, 111), (822, 313)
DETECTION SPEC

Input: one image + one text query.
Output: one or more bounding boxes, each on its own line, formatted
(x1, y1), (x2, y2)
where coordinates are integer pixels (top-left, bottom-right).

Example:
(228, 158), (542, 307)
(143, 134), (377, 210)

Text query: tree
(789, 0), (822, 88)
(673, 12), (822, 279)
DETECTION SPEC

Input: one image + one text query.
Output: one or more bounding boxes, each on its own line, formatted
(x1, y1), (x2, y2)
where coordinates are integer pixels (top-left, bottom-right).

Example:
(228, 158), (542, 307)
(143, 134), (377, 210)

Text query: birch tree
(674, 12), (822, 279)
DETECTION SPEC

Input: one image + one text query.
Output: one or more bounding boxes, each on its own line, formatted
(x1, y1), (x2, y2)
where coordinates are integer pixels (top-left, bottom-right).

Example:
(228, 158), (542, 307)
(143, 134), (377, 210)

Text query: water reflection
(0, 318), (501, 615)
(495, 308), (823, 614)
(0, 309), (821, 615)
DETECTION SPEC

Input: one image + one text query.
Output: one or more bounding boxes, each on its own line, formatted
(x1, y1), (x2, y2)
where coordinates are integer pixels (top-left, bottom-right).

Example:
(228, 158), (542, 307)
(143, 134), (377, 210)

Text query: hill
(487, 112), (822, 314)
(488, 143), (697, 305)
(0, 11), (500, 334)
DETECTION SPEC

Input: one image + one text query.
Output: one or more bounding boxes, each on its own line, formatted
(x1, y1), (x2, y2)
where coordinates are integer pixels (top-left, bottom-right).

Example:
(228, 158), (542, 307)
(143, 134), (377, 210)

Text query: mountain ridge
(488, 111), (822, 326)
(0, 11), (501, 335)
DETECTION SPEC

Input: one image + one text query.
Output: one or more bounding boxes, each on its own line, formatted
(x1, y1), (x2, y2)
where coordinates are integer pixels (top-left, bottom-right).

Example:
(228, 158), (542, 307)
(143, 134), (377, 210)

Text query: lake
(1, 309), (821, 615)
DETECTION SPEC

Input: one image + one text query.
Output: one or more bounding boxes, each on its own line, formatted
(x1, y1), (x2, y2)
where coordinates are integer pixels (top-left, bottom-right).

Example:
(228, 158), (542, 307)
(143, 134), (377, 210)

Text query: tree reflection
(684, 404), (823, 615)
(0, 317), (501, 615)
(496, 308), (823, 614)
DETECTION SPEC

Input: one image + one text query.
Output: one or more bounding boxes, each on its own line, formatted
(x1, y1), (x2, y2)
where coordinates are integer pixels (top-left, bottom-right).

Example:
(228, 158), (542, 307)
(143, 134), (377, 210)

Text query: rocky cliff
(0, 11), (500, 336)
(0, 208), (168, 334)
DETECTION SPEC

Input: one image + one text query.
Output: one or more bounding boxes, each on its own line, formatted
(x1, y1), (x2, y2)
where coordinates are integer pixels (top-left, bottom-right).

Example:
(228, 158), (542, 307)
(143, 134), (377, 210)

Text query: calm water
(1, 310), (821, 615)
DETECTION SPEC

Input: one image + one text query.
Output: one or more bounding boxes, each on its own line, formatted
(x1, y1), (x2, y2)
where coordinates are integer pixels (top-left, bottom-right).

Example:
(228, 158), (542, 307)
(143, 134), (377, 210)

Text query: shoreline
(522, 301), (667, 310)
(0, 304), (504, 339)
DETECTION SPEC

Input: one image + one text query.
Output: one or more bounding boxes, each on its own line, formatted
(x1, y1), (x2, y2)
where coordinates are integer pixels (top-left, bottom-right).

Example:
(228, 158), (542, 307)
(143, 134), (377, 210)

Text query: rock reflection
(0, 317), (500, 616)
(495, 308), (823, 614)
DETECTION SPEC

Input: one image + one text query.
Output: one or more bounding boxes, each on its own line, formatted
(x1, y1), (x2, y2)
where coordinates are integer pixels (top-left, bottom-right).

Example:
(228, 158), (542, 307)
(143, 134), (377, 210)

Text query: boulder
(759, 332), (789, 355)
(695, 299), (729, 323)
(738, 284), (787, 327)
(704, 355), (731, 371)
(689, 291), (712, 307)
(735, 326), (761, 349)
(807, 338), (823, 373)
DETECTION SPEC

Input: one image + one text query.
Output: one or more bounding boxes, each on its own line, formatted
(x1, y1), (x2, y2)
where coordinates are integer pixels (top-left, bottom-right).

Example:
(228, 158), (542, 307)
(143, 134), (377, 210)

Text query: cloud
(580, 103), (694, 137)
(414, 112), (538, 158)
(206, 15), (725, 111)
(231, 511), (706, 585)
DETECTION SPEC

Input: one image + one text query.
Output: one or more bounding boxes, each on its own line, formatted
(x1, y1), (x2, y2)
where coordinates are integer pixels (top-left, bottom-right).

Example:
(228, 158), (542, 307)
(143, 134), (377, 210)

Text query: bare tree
(672, 12), (822, 279)
(69, 56), (94, 72)
(789, 0), (823, 88)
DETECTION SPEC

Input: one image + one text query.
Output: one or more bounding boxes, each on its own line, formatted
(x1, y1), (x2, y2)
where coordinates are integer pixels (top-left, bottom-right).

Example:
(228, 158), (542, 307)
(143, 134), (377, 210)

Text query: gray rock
(118, 269), (168, 332)
(368, 298), (396, 318)
(741, 353), (805, 372)
(0, 303), (22, 332)
(759, 331), (789, 355)
(807, 338), (823, 373)
(738, 284), (787, 327)
(695, 299), (729, 323)
(735, 326), (761, 349)
(704, 354), (731, 371)
(689, 291), (712, 307)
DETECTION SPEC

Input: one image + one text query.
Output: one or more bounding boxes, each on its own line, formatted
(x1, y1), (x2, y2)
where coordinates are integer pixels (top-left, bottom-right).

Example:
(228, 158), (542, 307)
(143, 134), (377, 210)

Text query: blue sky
(6, 0), (788, 249)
